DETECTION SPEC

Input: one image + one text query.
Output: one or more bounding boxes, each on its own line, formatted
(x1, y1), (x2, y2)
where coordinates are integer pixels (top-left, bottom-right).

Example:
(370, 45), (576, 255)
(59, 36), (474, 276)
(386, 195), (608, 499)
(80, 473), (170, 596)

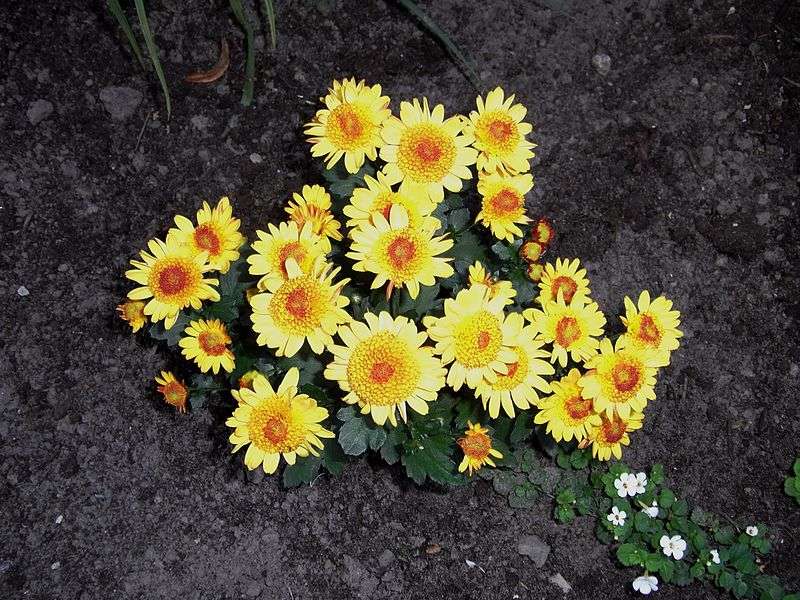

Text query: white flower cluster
(614, 472), (647, 497)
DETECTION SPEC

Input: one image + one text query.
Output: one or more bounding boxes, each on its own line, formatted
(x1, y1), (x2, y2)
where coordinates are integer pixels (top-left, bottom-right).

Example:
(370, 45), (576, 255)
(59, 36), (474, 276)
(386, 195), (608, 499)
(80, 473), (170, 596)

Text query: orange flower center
(505, 361), (520, 379)
(551, 276), (578, 303)
(263, 416), (289, 444)
(277, 242), (307, 276)
(476, 330), (492, 350)
(600, 416), (627, 443)
(157, 263), (191, 297)
(194, 224), (221, 256)
(415, 137), (442, 164)
(386, 236), (417, 269)
(285, 287), (310, 320)
(611, 362), (641, 392)
(458, 432), (491, 460)
(327, 104), (372, 149)
(489, 188), (522, 216)
(564, 394), (593, 420)
(198, 330), (227, 356)
(637, 314), (662, 345)
(370, 361), (396, 384)
(488, 119), (514, 143)
(554, 316), (581, 347)
(398, 124), (456, 183)
(160, 382), (186, 407)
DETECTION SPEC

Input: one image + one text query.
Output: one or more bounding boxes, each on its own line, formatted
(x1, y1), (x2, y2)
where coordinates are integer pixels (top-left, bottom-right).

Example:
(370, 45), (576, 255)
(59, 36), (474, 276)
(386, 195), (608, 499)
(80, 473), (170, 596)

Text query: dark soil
(2, 1), (799, 598)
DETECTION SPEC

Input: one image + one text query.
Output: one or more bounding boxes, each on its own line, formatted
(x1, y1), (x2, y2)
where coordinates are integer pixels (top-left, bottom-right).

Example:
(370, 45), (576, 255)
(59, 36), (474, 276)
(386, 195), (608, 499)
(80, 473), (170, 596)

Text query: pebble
(55, 514), (64, 524)
(17, 285), (29, 297)
(249, 153), (263, 164)
(27, 99), (53, 125)
(517, 534), (550, 567)
(378, 549), (395, 568)
(549, 573), (573, 594)
(591, 53), (611, 76)
(191, 115), (210, 131)
(51, 561), (60, 570)
(99, 86), (143, 121)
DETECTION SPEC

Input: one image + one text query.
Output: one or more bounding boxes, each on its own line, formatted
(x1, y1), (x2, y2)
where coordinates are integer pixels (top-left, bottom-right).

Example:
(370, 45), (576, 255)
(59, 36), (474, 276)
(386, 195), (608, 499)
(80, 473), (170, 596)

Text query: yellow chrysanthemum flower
(305, 78), (391, 173)
(534, 368), (601, 442)
(248, 221), (326, 291)
(619, 290), (683, 367)
(457, 422), (503, 476)
(250, 257), (351, 357)
(525, 295), (606, 368)
(324, 312), (446, 427)
(167, 197), (245, 274)
(344, 170), (435, 232)
(537, 257), (591, 305)
(285, 184), (343, 252)
(584, 411), (644, 461)
(425, 285), (517, 391)
(117, 300), (147, 332)
(475, 172), (533, 242)
(226, 368), (334, 473)
(179, 318), (235, 374)
(579, 338), (660, 418)
(155, 371), (188, 413)
(464, 86), (536, 175)
(380, 97), (477, 204)
(347, 205), (453, 299)
(474, 313), (554, 418)
(126, 238), (220, 329)
(468, 261), (516, 306)
(238, 369), (262, 391)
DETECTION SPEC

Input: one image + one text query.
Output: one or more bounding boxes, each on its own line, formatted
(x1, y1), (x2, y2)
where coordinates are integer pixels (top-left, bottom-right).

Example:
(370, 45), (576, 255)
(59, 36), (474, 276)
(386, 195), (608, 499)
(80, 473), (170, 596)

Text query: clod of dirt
(26, 99), (53, 125)
(517, 534), (550, 567)
(99, 86), (143, 121)
(549, 572), (573, 594)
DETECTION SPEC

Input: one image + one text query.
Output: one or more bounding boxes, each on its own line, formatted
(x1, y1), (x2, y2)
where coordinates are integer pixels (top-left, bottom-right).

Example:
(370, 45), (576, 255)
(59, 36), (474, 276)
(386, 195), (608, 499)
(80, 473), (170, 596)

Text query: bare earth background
(1, 0), (799, 598)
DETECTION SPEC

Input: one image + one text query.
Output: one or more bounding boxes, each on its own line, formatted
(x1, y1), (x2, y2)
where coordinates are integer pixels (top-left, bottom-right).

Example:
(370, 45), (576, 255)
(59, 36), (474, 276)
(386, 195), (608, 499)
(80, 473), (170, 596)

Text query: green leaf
(672, 499), (689, 516)
(450, 230), (488, 275)
(617, 543), (647, 567)
(569, 448), (590, 470)
(508, 481), (539, 508)
(282, 456), (321, 487)
(689, 562), (705, 579)
(260, 0), (277, 48)
(228, 0), (256, 106)
(785, 476), (800, 500)
(509, 413), (531, 444)
(401, 433), (461, 486)
(659, 488), (676, 509)
(133, 0), (171, 118)
(794, 458), (800, 477)
(672, 562), (693, 586)
(719, 570), (736, 590)
(320, 438), (347, 476)
(650, 463), (665, 485)
(556, 488), (576, 506)
(715, 525), (736, 545)
(276, 353), (323, 386)
(555, 504), (574, 524)
(106, 0), (146, 69)
(491, 240), (515, 262)
(556, 451), (572, 470)
(148, 312), (190, 346)
(337, 412), (386, 456)
(321, 162), (375, 199)
(397, 283), (441, 317)
(200, 257), (248, 322)
(448, 208), (470, 232)
(379, 426), (407, 465)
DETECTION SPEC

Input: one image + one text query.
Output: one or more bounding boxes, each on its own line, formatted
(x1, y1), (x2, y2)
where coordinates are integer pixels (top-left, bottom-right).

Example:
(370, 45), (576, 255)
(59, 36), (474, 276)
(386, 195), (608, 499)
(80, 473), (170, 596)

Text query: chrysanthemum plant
(119, 79), (797, 599)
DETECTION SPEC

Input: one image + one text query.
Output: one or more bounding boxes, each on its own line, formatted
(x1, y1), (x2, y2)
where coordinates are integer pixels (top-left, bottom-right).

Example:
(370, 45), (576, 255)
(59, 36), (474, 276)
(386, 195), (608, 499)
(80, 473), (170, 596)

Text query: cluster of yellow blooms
(118, 78), (682, 478)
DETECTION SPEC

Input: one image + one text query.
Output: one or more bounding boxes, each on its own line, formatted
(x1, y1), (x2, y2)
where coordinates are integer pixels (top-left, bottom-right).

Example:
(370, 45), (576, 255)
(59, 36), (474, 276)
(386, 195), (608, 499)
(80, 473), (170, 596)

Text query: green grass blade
(106, 0), (146, 69)
(262, 0), (277, 49)
(229, 0), (256, 107)
(133, 0), (172, 119)
(394, 0), (480, 90)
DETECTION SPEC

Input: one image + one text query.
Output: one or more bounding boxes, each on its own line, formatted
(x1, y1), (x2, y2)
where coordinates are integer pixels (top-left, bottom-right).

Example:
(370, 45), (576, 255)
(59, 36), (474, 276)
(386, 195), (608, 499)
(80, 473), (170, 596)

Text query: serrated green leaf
(672, 499), (689, 516)
(401, 434), (461, 486)
(321, 438), (347, 476)
(148, 312), (190, 345)
(337, 413), (384, 456)
(509, 412), (531, 444)
(715, 525), (736, 545)
(793, 458), (800, 477)
(569, 448), (590, 470)
(650, 463), (665, 485)
(617, 543), (647, 567)
(282, 456), (321, 487)
(785, 476), (800, 500)
(379, 426), (406, 465)
(555, 504), (575, 523)
(450, 230), (488, 274)
(556, 488), (576, 505)
(448, 207), (470, 231)
(321, 162), (375, 199)
(556, 451), (572, 470)
(659, 488), (676, 508)
(397, 283), (441, 317)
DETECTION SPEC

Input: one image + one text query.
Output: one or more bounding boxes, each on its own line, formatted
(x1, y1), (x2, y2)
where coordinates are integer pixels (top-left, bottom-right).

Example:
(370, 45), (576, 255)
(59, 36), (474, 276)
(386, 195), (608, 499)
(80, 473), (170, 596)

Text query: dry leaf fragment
(185, 39), (230, 84)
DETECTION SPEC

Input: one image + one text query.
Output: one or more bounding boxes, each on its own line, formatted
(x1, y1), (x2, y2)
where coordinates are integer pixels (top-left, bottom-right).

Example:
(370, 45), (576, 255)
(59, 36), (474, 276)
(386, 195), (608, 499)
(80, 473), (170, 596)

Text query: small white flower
(607, 506), (627, 526)
(614, 473), (642, 498)
(632, 575), (659, 595)
(746, 526), (758, 537)
(642, 501), (659, 518)
(709, 549), (721, 565)
(634, 472), (648, 494)
(660, 534), (687, 560)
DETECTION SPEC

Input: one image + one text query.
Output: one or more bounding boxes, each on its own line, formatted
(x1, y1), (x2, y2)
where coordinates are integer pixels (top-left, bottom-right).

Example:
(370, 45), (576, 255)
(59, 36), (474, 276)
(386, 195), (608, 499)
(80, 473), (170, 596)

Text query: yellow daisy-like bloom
(476, 172), (533, 242)
(468, 261), (516, 307)
(579, 337), (660, 418)
(238, 369), (262, 391)
(305, 78), (391, 174)
(380, 97), (477, 204)
(155, 371), (188, 413)
(457, 422), (503, 476)
(126, 238), (220, 329)
(324, 311), (446, 427)
(344, 170), (435, 232)
(226, 368), (334, 473)
(537, 257), (591, 305)
(117, 300), (147, 332)
(179, 318), (235, 374)
(584, 411), (644, 461)
(167, 197), (245, 274)
(619, 290), (683, 367)
(285, 184), (343, 252)
(426, 285), (517, 391)
(347, 205), (453, 299)
(248, 221), (326, 291)
(525, 295), (606, 368)
(464, 86), (536, 175)
(474, 313), (554, 418)
(534, 368), (601, 442)
(250, 257), (351, 357)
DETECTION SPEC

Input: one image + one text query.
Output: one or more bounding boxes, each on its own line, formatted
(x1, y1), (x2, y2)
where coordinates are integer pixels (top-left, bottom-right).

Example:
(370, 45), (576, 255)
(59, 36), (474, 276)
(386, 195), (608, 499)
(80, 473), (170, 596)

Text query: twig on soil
(134, 112), (152, 152)
(287, 584), (294, 600)
(783, 76), (800, 88)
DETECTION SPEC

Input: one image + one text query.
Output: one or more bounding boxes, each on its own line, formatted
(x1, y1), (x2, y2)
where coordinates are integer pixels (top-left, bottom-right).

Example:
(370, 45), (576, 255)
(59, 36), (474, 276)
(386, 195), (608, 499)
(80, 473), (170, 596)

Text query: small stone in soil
(517, 534), (550, 567)
(591, 53), (611, 75)
(27, 99), (54, 125)
(17, 285), (30, 297)
(99, 86), (143, 121)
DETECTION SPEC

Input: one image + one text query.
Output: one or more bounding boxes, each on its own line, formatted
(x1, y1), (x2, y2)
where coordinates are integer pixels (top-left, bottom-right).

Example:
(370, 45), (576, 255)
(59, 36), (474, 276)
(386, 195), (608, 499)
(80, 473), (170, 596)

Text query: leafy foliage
(784, 458), (800, 506)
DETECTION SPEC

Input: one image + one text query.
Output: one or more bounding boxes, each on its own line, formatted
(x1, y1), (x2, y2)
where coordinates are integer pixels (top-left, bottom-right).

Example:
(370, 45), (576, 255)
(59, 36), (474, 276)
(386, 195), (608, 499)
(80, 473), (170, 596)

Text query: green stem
(133, 0), (171, 118)
(229, 0), (256, 107)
